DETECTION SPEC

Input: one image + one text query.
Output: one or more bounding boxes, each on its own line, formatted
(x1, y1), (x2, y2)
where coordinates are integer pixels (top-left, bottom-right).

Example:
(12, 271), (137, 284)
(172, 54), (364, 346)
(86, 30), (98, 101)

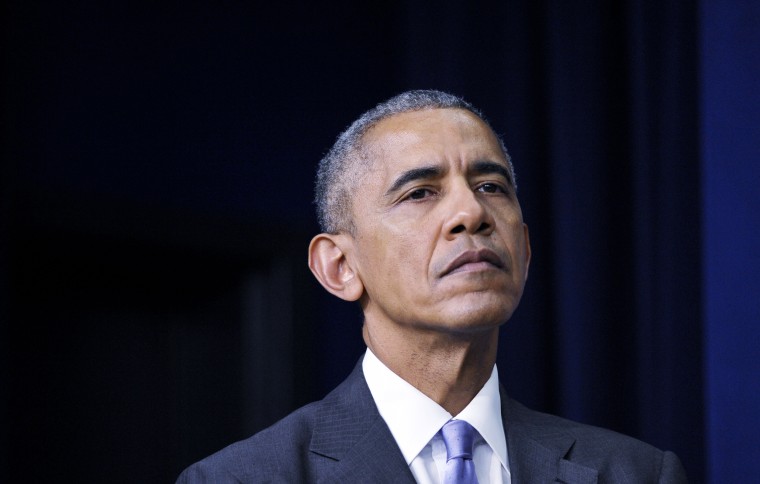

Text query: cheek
(360, 211), (440, 294)
(359, 233), (416, 289)
(390, 235), (427, 283)
(381, 233), (433, 297)
(506, 228), (529, 281)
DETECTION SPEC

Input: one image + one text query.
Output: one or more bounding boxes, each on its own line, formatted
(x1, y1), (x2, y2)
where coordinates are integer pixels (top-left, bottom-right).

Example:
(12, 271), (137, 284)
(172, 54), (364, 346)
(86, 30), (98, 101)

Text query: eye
(407, 188), (434, 200)
(476, 182), (506, 194)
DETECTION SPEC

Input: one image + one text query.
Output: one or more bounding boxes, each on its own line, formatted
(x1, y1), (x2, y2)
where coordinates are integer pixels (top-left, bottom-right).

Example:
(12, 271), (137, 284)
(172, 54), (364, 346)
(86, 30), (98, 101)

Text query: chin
(442, 300), (516, 331)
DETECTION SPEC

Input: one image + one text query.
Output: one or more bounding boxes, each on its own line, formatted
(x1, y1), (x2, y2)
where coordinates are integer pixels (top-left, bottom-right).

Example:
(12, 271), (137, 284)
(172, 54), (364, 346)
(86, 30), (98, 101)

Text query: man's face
(347, 108), (531, 335)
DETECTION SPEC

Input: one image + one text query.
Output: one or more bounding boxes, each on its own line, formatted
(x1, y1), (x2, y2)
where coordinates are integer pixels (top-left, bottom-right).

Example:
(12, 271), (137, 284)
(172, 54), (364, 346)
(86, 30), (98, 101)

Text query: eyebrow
(385, 165), (443, 196)
(470, 160), (514, 187)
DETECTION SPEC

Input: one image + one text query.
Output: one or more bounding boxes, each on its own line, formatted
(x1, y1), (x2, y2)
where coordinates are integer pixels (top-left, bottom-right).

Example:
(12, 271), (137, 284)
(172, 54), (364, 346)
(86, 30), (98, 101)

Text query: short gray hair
(314, 89), (515, 234)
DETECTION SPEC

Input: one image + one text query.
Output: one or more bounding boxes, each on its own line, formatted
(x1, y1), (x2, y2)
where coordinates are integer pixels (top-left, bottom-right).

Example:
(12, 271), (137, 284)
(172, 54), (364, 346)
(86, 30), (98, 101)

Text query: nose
(442, 184), (495, 238)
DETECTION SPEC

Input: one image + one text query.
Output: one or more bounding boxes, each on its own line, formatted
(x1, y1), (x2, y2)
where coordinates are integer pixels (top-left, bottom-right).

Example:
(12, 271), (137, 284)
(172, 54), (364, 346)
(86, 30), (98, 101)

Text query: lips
(441, 248), (505, 276)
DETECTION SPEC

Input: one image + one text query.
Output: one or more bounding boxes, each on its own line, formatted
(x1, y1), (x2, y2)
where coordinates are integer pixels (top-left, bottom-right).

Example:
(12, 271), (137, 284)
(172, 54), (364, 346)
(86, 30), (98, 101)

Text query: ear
(522, 223), (532, 280)
(308, 233), (364, 302)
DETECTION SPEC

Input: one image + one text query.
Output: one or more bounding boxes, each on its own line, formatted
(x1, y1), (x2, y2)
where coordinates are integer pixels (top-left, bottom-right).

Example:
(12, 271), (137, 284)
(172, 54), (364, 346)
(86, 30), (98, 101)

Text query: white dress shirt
(362, 348), (511, 484)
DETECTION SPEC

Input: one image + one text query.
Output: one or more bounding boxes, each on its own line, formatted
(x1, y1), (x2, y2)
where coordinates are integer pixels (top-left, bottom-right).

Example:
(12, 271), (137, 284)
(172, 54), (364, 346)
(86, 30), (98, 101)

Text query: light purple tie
(441, 419), (479, 484)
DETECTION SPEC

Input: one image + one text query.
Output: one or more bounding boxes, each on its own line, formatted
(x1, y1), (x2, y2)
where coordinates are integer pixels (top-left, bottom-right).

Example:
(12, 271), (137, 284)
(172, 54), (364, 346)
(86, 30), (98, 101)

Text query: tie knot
(441, 419), (476, 461)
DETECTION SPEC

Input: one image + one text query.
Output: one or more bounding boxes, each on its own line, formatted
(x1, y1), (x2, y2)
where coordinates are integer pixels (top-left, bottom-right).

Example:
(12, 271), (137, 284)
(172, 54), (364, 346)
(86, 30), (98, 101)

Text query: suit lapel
(502, 390), (598, 484)
(310, 360), (415, 483)
(321, 416), (414, 483)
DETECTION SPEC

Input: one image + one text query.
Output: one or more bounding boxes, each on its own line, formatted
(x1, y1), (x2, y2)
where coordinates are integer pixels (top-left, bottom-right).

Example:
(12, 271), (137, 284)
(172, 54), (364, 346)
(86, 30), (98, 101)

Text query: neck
(363, 320), (499, 416)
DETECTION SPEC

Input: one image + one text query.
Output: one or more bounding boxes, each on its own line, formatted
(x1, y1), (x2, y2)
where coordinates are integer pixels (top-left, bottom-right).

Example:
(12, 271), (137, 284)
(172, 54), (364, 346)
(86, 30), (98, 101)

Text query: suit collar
(501, 390), (598, 484)
(309, 359), (415, 483)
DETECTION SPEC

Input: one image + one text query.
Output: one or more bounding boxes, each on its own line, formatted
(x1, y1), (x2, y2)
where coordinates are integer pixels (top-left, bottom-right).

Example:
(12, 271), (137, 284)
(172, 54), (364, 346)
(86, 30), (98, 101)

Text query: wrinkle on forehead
(363, 108), (507, 179)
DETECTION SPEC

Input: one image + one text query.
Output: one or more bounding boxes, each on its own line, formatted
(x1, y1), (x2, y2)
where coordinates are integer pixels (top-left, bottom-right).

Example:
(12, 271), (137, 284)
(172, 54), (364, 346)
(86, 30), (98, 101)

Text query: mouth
(441, 248), (505, 277)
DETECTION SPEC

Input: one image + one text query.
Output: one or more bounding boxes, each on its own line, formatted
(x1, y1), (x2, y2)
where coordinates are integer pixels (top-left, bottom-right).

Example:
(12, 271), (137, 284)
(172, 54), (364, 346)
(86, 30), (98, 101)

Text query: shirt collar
(362, 348), (508, 468)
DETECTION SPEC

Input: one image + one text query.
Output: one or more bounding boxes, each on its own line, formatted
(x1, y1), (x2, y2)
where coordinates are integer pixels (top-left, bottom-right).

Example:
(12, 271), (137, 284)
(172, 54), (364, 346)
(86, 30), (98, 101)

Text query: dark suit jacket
(178, 360), (687, 483)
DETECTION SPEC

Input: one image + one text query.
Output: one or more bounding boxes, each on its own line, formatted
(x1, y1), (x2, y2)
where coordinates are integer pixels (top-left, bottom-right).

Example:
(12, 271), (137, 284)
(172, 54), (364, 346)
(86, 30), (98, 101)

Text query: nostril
(451, 224), (466, 234)
(477, 222), (491, 232)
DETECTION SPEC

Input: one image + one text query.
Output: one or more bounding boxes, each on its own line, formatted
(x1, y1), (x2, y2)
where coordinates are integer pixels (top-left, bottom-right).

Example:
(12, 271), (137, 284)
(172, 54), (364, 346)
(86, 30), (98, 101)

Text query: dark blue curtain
(701, 1), (760, 482)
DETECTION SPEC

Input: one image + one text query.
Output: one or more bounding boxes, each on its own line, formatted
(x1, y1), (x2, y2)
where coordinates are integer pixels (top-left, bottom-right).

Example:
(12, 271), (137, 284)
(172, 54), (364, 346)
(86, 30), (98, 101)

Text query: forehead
(362, 108), (506, 174)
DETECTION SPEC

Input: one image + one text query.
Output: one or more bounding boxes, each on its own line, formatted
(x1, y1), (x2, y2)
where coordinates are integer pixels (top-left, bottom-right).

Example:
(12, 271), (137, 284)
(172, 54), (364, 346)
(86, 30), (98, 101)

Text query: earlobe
(308, 233), (364, 302)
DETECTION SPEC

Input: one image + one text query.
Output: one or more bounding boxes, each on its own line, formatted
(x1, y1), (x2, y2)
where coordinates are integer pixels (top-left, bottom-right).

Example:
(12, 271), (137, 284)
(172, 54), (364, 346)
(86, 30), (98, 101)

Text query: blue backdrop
(701, 1), (760, 481)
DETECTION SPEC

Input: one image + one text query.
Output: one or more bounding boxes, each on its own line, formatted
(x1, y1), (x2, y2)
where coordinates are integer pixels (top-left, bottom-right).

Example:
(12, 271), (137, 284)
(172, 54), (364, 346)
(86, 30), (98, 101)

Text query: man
(177, 90), (687, 483)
